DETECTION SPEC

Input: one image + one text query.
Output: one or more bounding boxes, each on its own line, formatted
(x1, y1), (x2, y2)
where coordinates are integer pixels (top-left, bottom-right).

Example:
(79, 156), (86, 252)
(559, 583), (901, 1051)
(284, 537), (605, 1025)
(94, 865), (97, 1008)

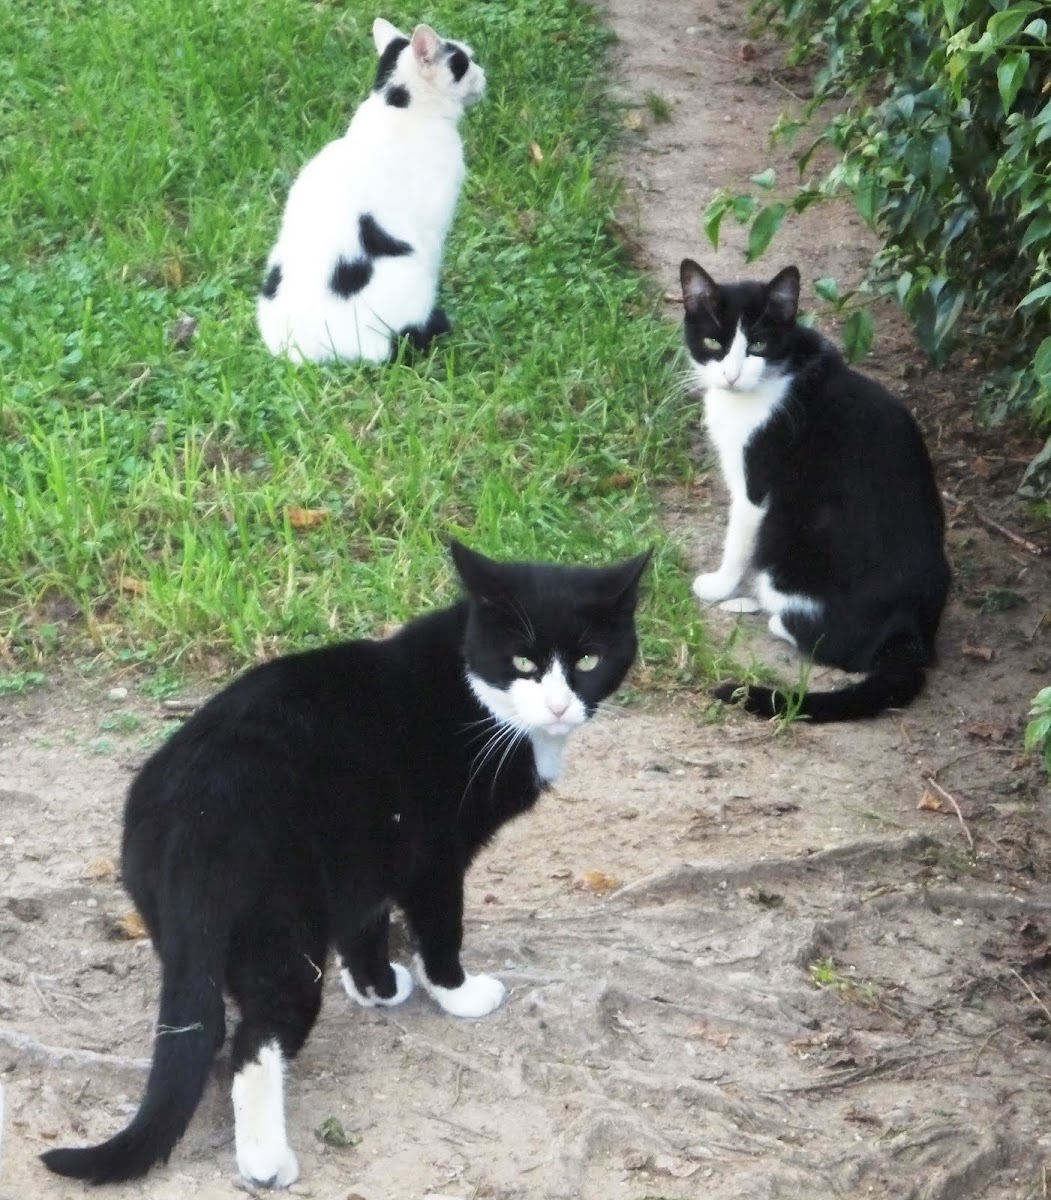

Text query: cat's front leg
(402, 864), (506, 1019)
(693, 497), (764, 604)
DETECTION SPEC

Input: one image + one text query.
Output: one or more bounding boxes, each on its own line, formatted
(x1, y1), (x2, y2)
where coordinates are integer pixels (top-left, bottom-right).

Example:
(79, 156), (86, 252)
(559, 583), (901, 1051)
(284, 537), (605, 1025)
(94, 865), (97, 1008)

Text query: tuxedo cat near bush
(41, 541), (649, 1189)
(682, 260), (950, 722)
(257, 18), (484, 363)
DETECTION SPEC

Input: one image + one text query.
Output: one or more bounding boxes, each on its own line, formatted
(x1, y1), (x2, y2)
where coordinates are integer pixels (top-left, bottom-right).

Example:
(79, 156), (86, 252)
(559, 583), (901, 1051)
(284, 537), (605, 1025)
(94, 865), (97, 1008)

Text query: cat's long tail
(40, 941), (226, 1184)
(714, 626), (929, 724)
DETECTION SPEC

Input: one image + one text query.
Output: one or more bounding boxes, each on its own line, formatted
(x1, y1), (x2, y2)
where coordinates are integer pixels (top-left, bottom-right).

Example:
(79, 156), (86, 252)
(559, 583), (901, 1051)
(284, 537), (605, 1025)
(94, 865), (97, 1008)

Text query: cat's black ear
(605, 548), (653, 610)
(449, 540), (506, 602)
(680, 260), (718, 318)
(373, 17), (407, 54)
(766, 266), (800, 323)
(410, 23), (442, 67)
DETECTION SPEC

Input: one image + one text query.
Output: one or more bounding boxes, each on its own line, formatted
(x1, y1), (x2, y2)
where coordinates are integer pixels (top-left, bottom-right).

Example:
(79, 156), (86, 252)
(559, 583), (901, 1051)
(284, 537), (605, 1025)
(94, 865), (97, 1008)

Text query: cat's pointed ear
(373, 18), (406, 54)
(605, 548), (653, 610)
(450, 540), (506, 603)
(680, 259), (718, 318)
(766, 266), (801, 323)
(410, 23), (442, 68)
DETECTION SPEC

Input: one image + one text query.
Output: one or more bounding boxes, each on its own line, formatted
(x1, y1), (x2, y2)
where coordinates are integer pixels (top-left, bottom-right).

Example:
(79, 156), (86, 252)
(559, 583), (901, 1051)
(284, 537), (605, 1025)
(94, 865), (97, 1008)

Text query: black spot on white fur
(373, 38), (408, 92)
(360, 214), (412, 258)
(260, 264), (281, 300)
(446, 47), (469, 82)
(397, 307), (451, 356)
(329, 257), (373, 298)
(385, 84), (409, 108)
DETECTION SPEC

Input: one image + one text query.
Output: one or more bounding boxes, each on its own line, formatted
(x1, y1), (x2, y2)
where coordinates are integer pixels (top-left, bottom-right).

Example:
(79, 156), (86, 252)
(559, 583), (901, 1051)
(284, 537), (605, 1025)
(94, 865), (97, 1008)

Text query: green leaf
(1018, 281), (1051, 311)
(988, 5), (1040, 47)
(704, 199), (729, 250)
(314, 1117), (361, 1149)
(732, 193), (756, 223)
(929, 130), (951, 188)
(1035, 336), (1051, 389)
(842, 308), (874, 362)
(943, 0), (966, 30)
(814, 277), (840, 303)
(997, 50), (1030, 114)
(750, 168), (776, 189)
(932, 283), (966, 351)
(746, 203), (787, 262)
(1023, 17), (1048, 40)
(855, 178), (880, 226)
(1021, 213), (1051, 254)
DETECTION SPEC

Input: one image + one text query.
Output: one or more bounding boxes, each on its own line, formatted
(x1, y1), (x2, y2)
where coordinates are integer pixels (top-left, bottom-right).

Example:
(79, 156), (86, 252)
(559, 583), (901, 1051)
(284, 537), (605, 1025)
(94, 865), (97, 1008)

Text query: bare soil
(3, 2), (1051, 1198)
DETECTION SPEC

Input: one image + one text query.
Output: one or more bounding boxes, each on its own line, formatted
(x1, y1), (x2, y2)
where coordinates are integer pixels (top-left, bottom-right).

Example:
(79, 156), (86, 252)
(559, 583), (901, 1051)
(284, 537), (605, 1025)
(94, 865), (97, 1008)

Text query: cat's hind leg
(337, 909), (413, 1008)
(396, 307), (451, 356)
(227, 915), (325, 1189)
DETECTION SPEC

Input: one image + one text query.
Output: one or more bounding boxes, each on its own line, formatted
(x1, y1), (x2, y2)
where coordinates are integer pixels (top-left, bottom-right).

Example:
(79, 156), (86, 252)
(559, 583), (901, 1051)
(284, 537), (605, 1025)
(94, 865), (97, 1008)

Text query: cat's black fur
(683, 260), (951, 722)
(41, 541), (649, 1185)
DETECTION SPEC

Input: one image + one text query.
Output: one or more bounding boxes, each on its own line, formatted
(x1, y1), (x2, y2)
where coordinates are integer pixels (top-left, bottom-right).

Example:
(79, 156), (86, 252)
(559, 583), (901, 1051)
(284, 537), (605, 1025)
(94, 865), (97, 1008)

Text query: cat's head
(372, 19), (486, 113)
(450, 540), (651, 739)
(680, 261), (801, 394)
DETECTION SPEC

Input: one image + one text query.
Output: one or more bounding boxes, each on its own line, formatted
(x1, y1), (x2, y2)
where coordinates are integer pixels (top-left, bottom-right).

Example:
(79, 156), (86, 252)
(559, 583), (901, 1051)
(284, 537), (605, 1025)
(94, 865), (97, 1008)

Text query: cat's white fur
(691, 321), (821, 625)
(466, 659), (588, 784)
(412, 953), (507, 1017)
(232, 1040), (299, 1188)
(340, 960), (414, 1007)
(257, 19), (485, 363)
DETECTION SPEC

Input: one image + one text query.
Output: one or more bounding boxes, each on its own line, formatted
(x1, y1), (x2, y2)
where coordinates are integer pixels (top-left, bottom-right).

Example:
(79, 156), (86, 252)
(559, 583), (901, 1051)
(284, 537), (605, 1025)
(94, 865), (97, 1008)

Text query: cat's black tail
(40, 947), (226, 1184)
(715, 627), (930, 724)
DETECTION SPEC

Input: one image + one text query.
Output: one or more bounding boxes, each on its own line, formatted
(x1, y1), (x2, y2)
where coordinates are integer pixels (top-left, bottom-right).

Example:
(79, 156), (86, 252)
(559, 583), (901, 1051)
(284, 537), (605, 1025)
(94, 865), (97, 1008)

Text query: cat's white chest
(702, 376), (790, 499)
(529, 730), (568, 783)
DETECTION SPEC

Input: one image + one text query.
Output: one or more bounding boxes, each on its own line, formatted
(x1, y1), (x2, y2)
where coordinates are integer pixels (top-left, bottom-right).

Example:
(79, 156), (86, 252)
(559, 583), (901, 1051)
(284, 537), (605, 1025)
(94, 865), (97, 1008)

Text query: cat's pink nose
(548, 699), (569, 718)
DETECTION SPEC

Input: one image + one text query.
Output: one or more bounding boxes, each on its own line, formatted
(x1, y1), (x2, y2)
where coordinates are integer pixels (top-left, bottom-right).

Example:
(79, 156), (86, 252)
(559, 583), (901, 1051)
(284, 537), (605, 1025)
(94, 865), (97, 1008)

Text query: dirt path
(3, 3), (1051, 1198)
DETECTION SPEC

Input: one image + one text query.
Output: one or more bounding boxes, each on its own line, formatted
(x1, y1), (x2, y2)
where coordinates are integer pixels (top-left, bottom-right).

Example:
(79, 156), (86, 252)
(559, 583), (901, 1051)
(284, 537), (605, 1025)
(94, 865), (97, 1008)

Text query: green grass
(0, 0), (714, 684)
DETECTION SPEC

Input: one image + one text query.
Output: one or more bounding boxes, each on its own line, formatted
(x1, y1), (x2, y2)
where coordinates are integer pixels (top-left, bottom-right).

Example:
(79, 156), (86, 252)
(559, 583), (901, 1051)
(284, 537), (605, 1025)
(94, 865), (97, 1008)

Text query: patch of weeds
(0, 670), (46, 695)
(809, 956), (882, 1008)
(644, 91), (673, 123)
(136, 725), (175, 752)
(99, 712), (144, 733)
(89, 736), (116, 755)
(976, 587), (1026, 614)
(138, 669), (183, 700)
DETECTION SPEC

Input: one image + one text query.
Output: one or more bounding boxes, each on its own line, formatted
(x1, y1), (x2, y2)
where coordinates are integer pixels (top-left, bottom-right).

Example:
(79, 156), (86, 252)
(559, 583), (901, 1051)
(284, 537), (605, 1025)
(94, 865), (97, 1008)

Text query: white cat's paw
(692, 572), (739, 604)
(718, 596), (761, 613)
(237, 1141), (299, 1190)
(341, 961), (414, 1008)
(413, 955), (507, 1018)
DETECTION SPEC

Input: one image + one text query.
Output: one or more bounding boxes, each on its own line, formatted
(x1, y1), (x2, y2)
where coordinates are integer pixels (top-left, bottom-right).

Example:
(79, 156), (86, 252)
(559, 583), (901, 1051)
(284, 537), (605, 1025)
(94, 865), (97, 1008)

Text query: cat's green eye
(747, 339), (767, 355)
(702, 336), (722, 352)
(511, 655), (537, 674)
(576, 654), (600, 672)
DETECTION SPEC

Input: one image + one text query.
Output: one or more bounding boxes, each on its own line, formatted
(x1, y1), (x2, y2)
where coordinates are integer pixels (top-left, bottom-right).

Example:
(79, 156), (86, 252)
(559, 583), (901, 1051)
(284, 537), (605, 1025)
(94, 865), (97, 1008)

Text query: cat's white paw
(692, 572), (739, 604)
(717, 596), (761, 613)
(340, 961), (414, 1008)
(237, 1142), (300, 1190)
(413, 955), (507, 1018)
(232, 1042), (299, 1189)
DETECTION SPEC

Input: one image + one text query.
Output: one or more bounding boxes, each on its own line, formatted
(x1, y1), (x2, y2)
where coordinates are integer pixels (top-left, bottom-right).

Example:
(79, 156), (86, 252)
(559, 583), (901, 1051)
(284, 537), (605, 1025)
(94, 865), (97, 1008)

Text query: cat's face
(680, 261), (801, 394)
(451, 541), (650, 739)
(372, 19), (486, 111)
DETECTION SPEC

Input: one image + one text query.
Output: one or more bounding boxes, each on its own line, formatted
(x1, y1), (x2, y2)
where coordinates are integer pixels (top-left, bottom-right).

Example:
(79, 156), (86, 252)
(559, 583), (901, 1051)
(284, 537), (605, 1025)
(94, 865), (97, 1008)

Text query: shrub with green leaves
(706, 0), (1051, 476)
(1025, 686), (1051, 778)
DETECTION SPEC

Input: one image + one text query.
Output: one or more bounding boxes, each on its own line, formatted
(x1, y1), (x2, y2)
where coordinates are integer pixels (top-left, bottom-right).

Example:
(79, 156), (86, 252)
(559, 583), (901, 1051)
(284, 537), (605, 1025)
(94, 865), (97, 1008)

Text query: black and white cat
(41, 541), (649, 1189)
(257, 19), (485, 363)
(681, 260), (950, 722)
